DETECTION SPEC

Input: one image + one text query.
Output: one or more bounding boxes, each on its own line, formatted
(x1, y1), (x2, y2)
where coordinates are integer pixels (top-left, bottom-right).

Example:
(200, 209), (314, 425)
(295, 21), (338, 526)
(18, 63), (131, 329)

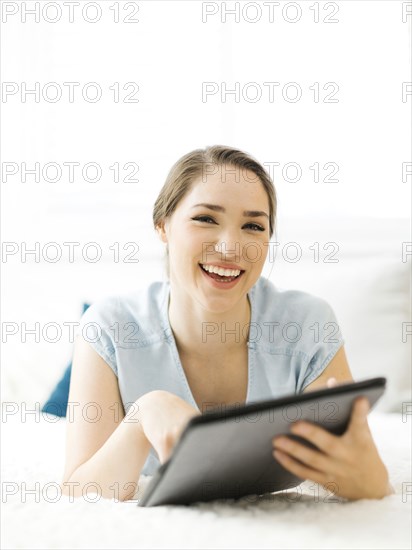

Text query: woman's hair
(153, 145), (277, 278)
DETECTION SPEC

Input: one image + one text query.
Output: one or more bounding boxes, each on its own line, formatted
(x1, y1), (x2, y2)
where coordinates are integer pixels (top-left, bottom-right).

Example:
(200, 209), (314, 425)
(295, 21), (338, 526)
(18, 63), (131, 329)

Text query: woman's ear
(156, 221), (168, 244)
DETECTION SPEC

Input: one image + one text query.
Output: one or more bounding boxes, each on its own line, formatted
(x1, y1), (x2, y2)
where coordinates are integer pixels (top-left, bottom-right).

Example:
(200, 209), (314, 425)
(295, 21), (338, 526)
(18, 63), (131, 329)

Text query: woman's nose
(215, 236), (242, 262)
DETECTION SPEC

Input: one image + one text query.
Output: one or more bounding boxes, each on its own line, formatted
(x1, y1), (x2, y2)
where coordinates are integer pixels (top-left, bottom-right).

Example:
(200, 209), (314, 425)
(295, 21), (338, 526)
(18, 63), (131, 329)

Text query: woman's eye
(192, 216), (265, 232)
(192, 216), (215, 224)
(245, 223), (265, 232)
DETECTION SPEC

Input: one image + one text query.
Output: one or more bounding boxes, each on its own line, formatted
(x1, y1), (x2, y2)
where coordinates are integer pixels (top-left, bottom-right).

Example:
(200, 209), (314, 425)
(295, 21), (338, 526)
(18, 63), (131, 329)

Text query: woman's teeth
(200, 263), (243, 283)
(200, 264), (241, 277)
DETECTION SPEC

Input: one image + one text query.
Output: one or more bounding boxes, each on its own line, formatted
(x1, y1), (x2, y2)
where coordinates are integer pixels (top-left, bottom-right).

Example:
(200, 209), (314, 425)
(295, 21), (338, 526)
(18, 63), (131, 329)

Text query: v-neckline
(161, 282), (256, 414)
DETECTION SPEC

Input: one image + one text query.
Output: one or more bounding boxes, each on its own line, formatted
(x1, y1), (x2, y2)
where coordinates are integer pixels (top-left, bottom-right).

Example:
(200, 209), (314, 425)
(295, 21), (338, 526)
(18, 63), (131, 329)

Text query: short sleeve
(76, 298), (118, 376)
(296, 298), (345, 393)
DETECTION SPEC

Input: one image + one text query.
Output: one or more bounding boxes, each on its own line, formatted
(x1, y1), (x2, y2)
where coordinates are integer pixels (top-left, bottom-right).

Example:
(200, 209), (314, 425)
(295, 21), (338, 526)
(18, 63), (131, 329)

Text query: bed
(1, 408), (411, 549)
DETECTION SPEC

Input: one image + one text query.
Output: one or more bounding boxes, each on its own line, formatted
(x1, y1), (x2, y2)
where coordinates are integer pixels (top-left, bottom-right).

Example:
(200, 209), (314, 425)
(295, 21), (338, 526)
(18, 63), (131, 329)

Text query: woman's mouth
(198, 263), (245, 287)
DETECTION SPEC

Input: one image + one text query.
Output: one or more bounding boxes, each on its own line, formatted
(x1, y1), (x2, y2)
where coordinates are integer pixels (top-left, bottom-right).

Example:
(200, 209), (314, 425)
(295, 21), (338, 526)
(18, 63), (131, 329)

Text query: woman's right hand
(135, 390), (201, 464)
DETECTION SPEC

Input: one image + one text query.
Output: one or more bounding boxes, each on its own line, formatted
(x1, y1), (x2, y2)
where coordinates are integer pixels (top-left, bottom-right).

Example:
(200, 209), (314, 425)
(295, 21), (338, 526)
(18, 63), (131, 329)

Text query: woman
(61, 145), (393, 502)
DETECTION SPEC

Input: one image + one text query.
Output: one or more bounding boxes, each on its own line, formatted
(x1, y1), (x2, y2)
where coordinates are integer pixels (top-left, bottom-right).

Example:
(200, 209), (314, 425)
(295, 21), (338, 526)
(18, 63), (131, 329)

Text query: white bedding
(1, 410), (411, 550)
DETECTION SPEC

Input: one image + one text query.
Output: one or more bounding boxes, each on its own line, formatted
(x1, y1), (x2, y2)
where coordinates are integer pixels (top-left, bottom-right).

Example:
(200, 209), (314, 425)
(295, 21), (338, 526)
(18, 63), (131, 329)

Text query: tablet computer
(138, 376), (386, 507)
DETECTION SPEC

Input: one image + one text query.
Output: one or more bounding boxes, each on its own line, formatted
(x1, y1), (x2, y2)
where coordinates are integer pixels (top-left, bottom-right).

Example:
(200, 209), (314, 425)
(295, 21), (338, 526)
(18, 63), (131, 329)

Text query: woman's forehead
(196, 163), (262, 185)
(174, 188), (269, 223)
(187, 170), (267, 200)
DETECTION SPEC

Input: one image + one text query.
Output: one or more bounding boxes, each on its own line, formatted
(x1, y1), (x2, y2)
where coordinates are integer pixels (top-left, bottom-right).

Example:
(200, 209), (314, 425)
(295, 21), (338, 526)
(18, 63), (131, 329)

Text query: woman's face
(158, 164), (271, 312)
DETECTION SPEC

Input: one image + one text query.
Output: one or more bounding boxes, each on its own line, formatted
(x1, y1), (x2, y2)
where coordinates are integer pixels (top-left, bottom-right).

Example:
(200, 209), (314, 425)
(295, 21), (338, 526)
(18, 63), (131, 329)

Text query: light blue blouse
(77, 275), (344, 475)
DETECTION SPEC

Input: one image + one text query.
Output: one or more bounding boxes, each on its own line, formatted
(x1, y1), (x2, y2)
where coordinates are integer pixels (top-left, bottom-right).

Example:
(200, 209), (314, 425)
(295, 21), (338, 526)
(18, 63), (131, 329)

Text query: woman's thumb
(326, 377), (338, 388)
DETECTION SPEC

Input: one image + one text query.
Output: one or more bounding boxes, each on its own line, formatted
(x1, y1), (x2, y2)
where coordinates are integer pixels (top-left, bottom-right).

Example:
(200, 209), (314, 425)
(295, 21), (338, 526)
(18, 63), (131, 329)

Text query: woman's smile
(198, 261), (245, 289)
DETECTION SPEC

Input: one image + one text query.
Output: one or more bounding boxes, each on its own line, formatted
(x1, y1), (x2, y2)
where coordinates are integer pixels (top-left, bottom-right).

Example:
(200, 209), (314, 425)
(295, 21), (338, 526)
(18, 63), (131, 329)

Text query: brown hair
(153, 145), (277, 278)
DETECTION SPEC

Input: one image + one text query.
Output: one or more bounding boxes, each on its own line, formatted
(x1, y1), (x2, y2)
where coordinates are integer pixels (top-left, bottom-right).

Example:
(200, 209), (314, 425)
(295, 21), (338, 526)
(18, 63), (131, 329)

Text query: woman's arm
(61, 337), (199, 502)
(302, 346), (354, 393)
(60, 335), (152, 501)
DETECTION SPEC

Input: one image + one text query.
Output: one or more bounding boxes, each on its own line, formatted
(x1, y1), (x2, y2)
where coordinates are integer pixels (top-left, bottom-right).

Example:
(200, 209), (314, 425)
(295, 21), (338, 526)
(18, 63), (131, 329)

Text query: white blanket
(1, 410), (411, 550)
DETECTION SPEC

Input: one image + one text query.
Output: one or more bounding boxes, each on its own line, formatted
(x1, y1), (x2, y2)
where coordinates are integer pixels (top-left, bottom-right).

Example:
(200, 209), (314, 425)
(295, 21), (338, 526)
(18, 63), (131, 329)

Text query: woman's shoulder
(253, 276), (335, 320)
(78, 280), (168, 337)
(252, 276), (342, 348)
(251, 276), (344, 357)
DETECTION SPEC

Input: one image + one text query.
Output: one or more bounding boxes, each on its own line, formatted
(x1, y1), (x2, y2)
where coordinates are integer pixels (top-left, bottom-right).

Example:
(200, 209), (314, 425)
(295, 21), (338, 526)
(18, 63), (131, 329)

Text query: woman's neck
(167, 283), (251, 359)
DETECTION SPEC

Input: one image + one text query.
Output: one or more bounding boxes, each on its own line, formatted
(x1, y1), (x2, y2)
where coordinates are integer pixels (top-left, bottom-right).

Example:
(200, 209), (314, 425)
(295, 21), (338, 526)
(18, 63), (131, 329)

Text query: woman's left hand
(272, 380), (394, 500)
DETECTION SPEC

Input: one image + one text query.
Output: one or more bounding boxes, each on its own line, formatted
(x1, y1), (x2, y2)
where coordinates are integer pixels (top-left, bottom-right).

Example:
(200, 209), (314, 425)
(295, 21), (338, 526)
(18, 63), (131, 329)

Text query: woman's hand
(272, 378), (395, 500)
(137, 390), (201, 464)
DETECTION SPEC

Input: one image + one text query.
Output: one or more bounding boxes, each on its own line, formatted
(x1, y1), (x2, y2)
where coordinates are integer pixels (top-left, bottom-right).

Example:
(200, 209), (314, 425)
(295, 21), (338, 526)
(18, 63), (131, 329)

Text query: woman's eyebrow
(191, 203), (269, 219)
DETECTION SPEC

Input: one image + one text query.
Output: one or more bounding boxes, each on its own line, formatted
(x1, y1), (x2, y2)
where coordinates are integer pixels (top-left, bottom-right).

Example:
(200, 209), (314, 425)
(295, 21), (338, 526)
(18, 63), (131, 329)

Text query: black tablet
(138, 376), (386, 507)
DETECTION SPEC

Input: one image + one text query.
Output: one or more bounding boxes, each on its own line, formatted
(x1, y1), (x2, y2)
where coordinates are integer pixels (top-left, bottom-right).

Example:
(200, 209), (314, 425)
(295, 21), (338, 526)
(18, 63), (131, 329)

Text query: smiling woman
(61, 145), (393, 503)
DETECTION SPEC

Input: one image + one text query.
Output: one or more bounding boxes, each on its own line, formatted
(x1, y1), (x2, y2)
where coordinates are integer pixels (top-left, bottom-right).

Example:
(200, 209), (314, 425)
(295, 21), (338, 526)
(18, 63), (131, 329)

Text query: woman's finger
(289, 421), (348, 459)
(273, 435), (337, 473)
(272, 449), (329, 487)
(326, 377), (338, 388)
(346, 397), (371, 434)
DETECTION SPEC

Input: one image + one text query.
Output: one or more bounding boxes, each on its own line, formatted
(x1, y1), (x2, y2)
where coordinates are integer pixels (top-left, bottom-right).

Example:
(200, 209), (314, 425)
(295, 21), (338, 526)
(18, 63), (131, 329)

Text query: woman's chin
(196, 287), (247, 314)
